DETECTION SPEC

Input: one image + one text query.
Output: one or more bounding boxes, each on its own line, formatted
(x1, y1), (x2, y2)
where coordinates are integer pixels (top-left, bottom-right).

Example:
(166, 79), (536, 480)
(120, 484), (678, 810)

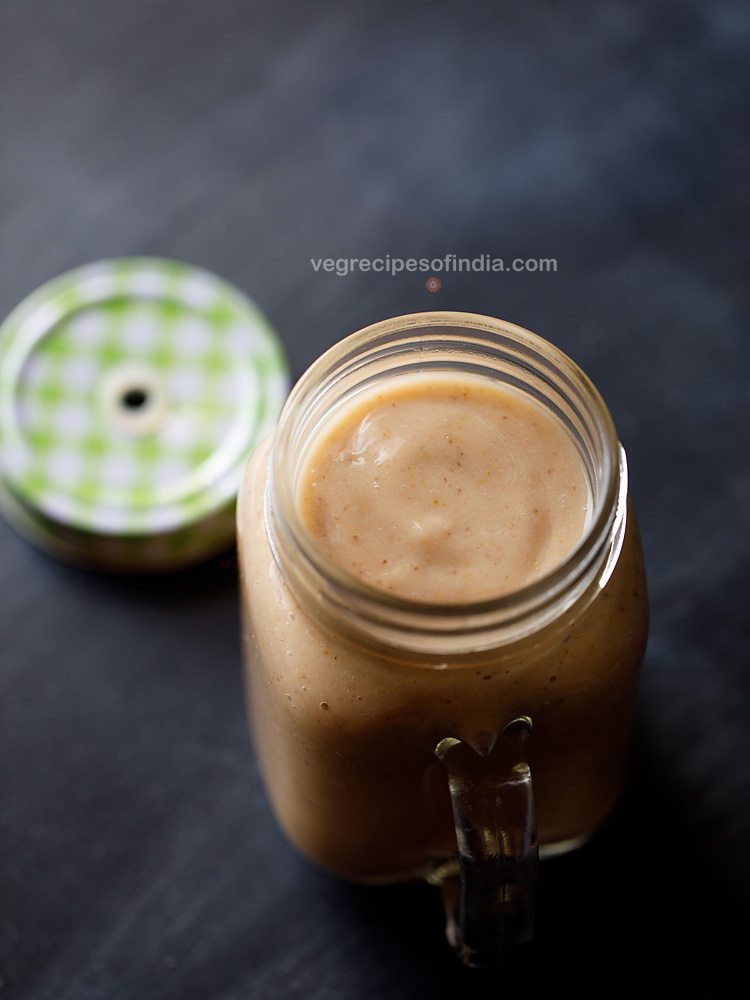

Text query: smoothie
(239, 368), (647, 880)
(297, 374), (589, 603)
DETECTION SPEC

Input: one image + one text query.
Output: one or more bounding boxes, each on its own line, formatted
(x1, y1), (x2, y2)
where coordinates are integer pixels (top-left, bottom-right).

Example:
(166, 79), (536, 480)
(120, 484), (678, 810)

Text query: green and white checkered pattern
(0, 258), (288, 570)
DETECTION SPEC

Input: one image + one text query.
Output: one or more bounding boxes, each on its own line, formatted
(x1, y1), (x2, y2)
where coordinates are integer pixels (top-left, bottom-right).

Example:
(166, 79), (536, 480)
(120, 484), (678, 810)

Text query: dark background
(1, 1), (748, 997)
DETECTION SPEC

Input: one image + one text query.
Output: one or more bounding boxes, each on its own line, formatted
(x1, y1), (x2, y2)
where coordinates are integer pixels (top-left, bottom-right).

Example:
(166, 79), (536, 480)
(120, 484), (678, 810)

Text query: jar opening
(266, 312), (622, 655)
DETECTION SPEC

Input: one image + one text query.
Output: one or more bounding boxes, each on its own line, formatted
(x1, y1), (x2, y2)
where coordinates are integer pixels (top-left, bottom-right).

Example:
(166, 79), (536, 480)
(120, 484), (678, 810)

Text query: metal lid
(0, 258), (289, 571)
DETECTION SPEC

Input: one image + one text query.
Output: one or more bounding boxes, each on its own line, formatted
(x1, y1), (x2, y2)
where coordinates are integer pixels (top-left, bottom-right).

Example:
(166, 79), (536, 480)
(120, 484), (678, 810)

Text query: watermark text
(310, 254), (558, 277)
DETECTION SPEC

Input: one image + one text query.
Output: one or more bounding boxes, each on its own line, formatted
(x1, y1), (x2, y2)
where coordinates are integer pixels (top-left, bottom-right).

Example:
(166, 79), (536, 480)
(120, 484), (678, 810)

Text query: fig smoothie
(297, 374), (589, 603)
(239, 331), (647, 883)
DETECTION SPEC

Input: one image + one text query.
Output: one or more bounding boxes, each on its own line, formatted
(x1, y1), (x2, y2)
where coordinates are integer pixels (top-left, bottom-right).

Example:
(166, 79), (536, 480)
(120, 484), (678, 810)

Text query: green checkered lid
(0, 258), (289, 570)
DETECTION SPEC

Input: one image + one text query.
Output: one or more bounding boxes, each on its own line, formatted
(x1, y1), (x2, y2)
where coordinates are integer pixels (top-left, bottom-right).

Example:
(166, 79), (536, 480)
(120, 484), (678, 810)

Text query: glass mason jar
(237, 312), (648, 966)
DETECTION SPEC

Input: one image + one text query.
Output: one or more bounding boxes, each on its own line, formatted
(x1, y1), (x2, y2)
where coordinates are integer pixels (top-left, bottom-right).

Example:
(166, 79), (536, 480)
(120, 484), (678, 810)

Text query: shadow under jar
(237, 313), (648, 967)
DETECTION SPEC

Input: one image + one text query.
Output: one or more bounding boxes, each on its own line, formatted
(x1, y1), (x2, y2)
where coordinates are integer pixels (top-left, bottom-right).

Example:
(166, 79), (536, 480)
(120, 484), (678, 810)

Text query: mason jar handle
(434, 716), (537, 967)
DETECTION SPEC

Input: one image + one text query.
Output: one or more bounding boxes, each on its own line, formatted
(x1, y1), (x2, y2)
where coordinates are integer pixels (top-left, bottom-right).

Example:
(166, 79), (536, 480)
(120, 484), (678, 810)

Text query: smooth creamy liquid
(239, 372), (647, 881)
(298, 374), (590, 602)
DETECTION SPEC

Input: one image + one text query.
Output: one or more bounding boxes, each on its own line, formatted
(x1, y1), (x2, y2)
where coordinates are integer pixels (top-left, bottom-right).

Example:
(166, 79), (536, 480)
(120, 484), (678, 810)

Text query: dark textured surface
(1, 1), (749, 997)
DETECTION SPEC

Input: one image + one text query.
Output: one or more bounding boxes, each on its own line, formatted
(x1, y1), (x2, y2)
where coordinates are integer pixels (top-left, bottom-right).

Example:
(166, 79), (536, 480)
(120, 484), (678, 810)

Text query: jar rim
(266, 312), (623, 654)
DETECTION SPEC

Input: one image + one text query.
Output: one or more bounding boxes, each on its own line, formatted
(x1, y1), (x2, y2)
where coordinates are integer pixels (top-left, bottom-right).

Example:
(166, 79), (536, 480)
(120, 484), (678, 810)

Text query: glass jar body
(239, 438), (647, 882)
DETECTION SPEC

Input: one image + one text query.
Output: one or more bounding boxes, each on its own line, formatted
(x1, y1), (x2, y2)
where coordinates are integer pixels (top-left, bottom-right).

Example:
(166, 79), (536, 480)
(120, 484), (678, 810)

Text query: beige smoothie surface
(297, 373), (590, 603)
